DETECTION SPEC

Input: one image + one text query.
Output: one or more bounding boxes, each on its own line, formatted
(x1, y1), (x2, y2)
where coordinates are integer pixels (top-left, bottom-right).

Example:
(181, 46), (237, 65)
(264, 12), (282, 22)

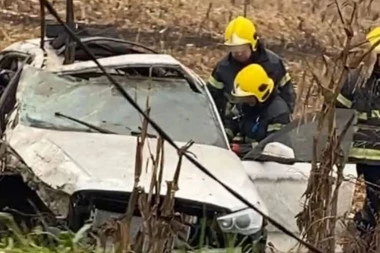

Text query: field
(1, 0), (379, 113)
(0, 0), (380, 249)
(1, 0), (377, 74)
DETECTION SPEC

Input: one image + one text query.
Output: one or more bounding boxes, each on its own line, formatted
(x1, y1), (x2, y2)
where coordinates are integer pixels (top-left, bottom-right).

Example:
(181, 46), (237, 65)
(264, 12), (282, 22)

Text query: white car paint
(3, 38), (205, 79)
(243, 160), (358, 252)
(50, 54), (187, 72)
(3, 40), (267, 219)
(3, 38), (61, 69)
(7, 124), (268, 216)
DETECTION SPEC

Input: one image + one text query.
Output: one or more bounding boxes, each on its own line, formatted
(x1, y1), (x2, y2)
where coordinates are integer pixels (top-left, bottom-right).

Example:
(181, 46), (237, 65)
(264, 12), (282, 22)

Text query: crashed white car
(0, 25), (360, 252)
(0, 31), (269, 252)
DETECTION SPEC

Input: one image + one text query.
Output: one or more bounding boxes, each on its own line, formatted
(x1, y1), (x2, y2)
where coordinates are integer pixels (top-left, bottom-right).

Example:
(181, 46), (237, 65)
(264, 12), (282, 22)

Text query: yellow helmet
(224, 16), (258, 49)
(232, 64), (274, 103)
(366, 26), (380, 54)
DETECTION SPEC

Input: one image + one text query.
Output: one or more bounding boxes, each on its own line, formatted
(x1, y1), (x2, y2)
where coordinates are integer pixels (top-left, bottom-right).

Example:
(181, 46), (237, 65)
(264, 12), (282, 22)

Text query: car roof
(2, 37), (181, 72)
(2, 36), (230, 151)
(3, 37), (206, 92)
(3, 38), (64, 69)
(50, 53), (183, 73)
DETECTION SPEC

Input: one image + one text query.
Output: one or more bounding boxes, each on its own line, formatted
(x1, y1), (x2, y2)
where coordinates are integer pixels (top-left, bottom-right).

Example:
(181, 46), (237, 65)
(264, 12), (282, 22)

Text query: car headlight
(216, 208), (263, 235)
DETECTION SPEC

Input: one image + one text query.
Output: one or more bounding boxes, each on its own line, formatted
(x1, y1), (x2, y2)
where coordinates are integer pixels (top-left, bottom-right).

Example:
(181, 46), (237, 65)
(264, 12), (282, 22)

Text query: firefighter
(206, 16), (295, 122)
(335, 26), (380, 239)
(224, 63), (291, 146)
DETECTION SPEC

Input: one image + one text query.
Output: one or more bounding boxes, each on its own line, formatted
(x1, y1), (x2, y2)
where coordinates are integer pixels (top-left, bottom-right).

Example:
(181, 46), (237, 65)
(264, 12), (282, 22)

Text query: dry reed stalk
(243, 0), (249, 17)
(131, 138), (195, 253)
(295, 0), (369, 252)
(96, 71), (192, 253)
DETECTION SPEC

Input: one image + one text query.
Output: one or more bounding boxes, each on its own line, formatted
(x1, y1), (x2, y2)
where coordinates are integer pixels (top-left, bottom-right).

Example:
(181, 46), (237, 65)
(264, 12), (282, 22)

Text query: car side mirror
(255, 142), (296, 164)
(262, 142), (295, 159)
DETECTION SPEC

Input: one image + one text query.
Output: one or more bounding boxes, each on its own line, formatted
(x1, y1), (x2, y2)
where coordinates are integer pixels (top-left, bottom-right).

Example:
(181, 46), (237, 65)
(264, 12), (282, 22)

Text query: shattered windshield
(17, 67), (228, 149)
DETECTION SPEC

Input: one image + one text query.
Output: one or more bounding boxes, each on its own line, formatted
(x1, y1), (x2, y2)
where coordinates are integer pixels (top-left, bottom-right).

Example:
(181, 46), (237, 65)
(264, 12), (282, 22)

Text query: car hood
(7, 124), (267, 214)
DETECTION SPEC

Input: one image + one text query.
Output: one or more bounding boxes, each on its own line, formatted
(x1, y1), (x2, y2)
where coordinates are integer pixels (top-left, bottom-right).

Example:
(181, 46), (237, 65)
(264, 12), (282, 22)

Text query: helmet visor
(225, 44), (251, 52)
(231, 80), (274, 103)
(224, 33), (252, 46)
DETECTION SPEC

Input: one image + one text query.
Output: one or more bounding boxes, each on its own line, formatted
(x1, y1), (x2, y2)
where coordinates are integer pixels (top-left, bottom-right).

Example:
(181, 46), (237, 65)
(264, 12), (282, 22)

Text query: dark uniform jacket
(336, 68), (380, 164)
(206, 42), (295, 120)
(224, 92), (291, 143)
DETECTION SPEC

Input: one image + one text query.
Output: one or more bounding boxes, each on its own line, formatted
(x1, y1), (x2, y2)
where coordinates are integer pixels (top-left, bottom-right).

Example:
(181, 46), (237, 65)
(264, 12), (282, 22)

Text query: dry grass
(1, 0), (378, 79)
(0, 0), (378, 123)
(294, 2), (367, 250)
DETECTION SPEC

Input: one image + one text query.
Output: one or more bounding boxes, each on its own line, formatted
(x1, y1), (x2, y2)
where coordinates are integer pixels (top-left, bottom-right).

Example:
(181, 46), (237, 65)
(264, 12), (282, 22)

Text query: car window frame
(16, 65), (230, 149)
(0, 62), (28, 133)
(0, 51), (32, 70)
(54, 37), (159, 57)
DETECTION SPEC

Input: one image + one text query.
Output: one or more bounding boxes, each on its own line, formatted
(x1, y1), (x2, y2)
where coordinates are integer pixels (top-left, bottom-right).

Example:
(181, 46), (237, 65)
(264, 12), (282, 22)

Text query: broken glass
(18, 66), (228, 148)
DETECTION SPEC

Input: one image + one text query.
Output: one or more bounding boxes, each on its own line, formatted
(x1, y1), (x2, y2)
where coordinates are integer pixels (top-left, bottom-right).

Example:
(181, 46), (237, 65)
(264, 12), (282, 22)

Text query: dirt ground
(0, 0), (379, 219)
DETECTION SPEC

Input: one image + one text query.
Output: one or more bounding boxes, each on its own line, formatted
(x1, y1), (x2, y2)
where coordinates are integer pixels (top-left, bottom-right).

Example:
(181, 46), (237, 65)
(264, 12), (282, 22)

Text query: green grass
(0, 213), (95, 253)
(0, 211), (254, 253)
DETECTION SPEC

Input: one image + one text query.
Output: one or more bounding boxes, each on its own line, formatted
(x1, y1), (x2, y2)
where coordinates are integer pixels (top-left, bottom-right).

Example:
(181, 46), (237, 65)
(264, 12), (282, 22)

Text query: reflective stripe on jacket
(206, 42), (296, 120)
(336, 68), (380, 163)
(224, 94), (291, 143)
